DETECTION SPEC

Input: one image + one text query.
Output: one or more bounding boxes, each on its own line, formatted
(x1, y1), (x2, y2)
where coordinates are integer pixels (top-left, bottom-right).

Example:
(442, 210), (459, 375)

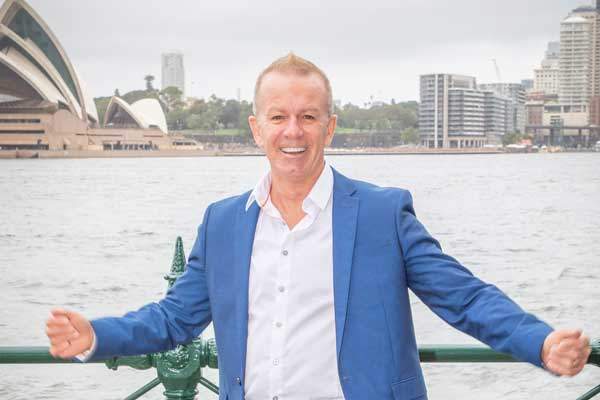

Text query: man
(46, 54), (591, 400)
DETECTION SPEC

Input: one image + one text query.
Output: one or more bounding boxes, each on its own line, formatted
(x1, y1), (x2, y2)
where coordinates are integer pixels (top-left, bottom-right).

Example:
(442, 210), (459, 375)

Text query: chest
(248, 208), (334, 312)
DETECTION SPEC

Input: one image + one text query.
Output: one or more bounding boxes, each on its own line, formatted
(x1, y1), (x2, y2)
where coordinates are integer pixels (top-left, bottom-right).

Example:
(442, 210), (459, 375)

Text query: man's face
(249, 71), (336, 186)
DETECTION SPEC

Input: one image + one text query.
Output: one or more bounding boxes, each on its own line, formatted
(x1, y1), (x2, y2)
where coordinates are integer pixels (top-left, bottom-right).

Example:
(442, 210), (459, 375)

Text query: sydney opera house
(0, 0), (184, 152)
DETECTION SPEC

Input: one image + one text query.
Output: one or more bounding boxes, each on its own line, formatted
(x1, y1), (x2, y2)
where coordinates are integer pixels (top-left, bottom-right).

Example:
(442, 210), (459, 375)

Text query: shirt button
(276, 321), (282, 328)
(278, 286), (285, 293)
(235, 376), (241, 385)
(282, 250), (288, 256)
(273, 397), (279, 400)
(273, 359), (279, 366)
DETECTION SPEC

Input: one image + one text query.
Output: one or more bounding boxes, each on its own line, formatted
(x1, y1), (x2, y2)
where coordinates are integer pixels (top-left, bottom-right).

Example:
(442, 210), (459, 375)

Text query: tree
(144, 75), (155, 92)
(122, 89), (160, 105)
(114, 88), (120, 97)
(400, 127), (419, 144)
(166, 108), (188, 131)
(221, 99), (241, 128)
(502, 132), (523, 146)
(160, 86), (184, 112)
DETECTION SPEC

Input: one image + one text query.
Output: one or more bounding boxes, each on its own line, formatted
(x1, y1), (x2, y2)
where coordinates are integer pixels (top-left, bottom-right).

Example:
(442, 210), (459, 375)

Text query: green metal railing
(1, 237), (598, 399)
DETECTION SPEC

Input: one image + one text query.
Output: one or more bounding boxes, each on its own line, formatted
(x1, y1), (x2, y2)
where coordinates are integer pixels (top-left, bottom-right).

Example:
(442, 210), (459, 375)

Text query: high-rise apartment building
(534, 42), (560, 95)
(161, 52), (185, 95)
(478, 83), (526, 133)
(483, 92), (509, 139)
(590, 1), (600, 124)
(419, 74), (510, 148)
(559, 10), (593, 108)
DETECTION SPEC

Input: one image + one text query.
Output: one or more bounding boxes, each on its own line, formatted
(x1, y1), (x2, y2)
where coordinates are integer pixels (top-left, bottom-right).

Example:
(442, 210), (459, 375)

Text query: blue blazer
(90, 169), (553, 400)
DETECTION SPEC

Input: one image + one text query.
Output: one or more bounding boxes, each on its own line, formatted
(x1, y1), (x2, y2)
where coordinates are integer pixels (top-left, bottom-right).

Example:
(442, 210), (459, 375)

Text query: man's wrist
(75, 329), (97, 362)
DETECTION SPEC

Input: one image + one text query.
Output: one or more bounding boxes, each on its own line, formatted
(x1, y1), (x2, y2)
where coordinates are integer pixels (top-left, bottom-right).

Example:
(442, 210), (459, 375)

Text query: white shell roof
(104, 96), (168, 133)
(0, 25), (83, 118)
(131, 98), (167, 133)
(0, 0), (94, 123)
(0, 45), (67, 105)
(104, 96), (146, 129)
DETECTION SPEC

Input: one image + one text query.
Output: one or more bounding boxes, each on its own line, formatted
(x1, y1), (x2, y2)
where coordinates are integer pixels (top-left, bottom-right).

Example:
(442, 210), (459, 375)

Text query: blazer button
(235, 376), (242, 385)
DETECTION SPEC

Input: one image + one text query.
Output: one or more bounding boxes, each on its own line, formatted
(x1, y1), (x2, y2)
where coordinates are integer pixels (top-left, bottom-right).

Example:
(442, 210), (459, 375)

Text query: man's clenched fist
(46, 308), (94, 359)
(542, 329), (591, 376)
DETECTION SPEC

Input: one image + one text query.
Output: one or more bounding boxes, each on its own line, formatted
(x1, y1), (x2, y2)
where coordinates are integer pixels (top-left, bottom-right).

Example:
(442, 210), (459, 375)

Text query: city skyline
(27, 0), (586, 105)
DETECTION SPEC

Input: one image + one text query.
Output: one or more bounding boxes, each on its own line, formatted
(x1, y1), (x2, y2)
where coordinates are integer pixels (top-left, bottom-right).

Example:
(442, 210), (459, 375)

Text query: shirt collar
(245, 162), (333, 212)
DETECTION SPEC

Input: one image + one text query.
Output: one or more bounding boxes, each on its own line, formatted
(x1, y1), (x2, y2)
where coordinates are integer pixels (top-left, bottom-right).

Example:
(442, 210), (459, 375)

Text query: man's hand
(45, 308), (94, 359)
(542, 329), (591, 376)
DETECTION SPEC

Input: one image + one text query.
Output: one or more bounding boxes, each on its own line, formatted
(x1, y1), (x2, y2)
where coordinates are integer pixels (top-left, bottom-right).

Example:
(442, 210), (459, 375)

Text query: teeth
(281, 147), (306, 154)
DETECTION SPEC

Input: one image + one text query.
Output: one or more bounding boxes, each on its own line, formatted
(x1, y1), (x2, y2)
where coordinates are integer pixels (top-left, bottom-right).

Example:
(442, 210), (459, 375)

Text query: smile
(280, 147), (307, 154)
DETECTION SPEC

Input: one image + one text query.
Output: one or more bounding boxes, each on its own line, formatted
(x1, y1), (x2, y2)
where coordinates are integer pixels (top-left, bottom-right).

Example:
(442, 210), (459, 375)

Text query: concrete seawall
(0, 147), (506, 159)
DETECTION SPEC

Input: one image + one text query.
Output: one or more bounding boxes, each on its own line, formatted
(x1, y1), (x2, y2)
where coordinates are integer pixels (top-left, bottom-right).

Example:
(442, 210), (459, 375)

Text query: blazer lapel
(331, 170), (359, 357)
(234, 198), (260, 380)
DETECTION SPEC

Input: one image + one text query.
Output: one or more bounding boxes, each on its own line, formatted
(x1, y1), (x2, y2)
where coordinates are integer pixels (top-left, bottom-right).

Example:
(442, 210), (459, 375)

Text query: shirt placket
(268, 219), (292, 400)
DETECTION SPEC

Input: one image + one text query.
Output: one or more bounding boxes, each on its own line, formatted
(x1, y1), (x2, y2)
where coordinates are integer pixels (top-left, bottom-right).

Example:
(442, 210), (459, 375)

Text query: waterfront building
(161, 52), (185, 95)
(521, 79), (534, 91)
(559, 12), (593, 109)
(589, 1), (600, 125)
(526, 101), (544, 127)
(543, 104), (590, 128)
(478, 83), (526, 134)
(483, 91), (510, 144)
(539, 103), (593, 146)
(534, 42), (560, 96)
(104, 97), (167, 133)
(419, 74), (483, 148)
(100, 97), (169, 150)
(418, 74), (508, 148)
(0, 0), (177, 151)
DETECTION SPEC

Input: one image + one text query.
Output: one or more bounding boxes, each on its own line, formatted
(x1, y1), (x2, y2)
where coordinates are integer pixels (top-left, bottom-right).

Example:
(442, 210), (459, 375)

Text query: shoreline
(0, 147), (595, 159)
(0, 148), (502, 160)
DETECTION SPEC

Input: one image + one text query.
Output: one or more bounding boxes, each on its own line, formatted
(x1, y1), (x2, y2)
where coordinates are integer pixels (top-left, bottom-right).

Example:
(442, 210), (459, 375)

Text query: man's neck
(269, 164), (325, 229)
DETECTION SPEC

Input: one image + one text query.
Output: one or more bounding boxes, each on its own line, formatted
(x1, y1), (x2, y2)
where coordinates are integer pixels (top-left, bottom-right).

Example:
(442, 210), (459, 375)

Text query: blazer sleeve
(395, 190), (553, 367)
(88, 204), (214, 361)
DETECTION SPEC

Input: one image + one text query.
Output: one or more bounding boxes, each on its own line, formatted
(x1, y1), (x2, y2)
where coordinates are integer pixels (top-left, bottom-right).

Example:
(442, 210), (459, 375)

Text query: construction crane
(492, 58), (502, 82)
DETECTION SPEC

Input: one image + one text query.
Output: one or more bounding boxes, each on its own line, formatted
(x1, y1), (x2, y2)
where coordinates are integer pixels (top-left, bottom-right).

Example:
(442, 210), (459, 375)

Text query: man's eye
(303, 114), (316, 120)
(271, 115), (285, 121)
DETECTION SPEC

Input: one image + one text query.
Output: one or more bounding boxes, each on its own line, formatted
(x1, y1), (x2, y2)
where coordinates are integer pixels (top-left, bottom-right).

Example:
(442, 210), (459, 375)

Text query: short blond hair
(253, 53), (333, 116)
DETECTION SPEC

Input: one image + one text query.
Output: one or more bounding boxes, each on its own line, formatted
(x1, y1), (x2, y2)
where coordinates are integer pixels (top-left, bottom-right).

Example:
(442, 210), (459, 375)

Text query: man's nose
(283, 117), (303, 138)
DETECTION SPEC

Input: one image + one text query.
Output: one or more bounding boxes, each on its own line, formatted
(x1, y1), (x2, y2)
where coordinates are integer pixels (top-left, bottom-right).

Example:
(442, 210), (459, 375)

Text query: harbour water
(0, 153), (599, 399)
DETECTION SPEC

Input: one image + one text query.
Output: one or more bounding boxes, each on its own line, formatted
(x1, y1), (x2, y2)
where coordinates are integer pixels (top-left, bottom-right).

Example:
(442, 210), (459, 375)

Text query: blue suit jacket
(90, 169), (553, 400)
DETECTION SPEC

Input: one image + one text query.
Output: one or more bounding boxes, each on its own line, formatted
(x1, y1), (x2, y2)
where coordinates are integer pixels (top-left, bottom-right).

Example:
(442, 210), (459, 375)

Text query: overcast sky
(28, 0), (589, 106)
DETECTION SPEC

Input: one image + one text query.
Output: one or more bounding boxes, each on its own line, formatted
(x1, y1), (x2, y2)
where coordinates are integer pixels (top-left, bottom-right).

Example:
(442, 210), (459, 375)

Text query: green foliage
(400, 127), (419, 144)
(160, 86), (184, 112)
(122, 89), (160, 105)
(502, 132), (522, 146)
(335, 101), (418, 132)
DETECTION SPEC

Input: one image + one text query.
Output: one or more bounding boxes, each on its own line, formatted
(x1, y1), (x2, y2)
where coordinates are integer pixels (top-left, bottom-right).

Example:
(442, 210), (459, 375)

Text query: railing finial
(165, 236), (186, 288)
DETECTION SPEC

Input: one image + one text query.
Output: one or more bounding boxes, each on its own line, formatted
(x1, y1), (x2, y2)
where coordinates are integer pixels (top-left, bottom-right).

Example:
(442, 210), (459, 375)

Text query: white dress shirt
(244, 164), (344, 400)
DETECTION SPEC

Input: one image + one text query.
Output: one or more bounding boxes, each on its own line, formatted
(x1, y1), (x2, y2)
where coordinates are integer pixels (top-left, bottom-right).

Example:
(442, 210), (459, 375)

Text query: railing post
(105, 237), (218, 399)
(157, 237), (204, 399)
(588, 339), (600, 368)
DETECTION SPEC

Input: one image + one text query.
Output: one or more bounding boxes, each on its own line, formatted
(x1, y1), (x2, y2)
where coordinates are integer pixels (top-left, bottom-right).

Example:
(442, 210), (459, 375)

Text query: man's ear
(325, 114), (337, 147)
(248, 115), (264, 148)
